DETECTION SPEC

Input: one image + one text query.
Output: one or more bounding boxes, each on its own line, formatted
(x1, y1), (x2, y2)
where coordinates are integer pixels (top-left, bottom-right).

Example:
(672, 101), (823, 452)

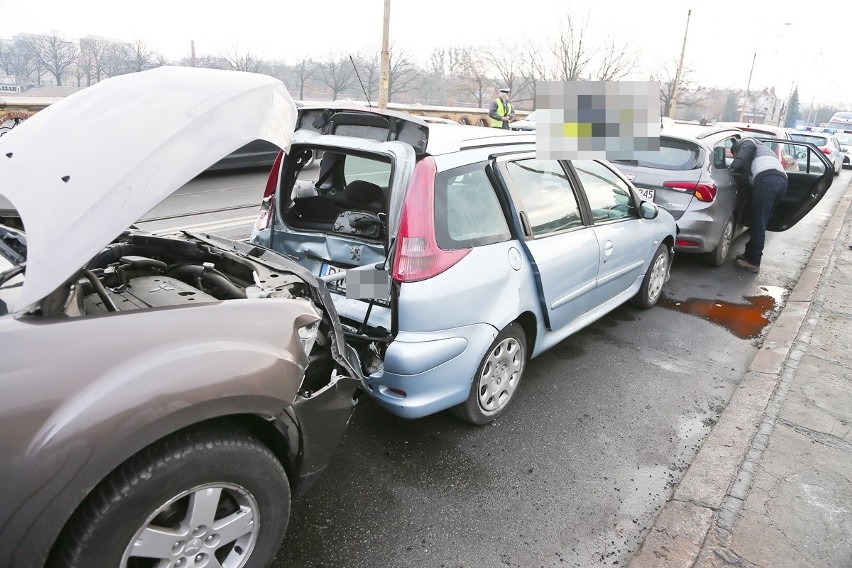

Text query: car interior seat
(329, 180), (385, 213)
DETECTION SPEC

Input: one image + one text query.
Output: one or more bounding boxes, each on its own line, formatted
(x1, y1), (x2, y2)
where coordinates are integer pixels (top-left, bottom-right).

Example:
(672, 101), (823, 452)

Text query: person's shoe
(735, 258), (760, 273)
(735, 253), (748, 261)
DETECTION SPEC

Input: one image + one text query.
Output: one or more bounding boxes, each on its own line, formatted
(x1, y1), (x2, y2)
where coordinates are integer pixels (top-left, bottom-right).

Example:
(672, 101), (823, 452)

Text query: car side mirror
(639, 201), (659, 219)
(713, 146), (727, 169)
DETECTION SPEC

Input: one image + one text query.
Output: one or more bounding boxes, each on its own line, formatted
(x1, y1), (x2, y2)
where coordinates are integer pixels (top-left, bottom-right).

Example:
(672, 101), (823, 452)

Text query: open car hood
(0, 66), (296, 312)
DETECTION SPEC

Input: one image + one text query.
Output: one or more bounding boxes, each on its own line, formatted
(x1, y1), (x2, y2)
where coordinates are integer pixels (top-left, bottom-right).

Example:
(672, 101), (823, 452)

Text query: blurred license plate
(637, 188), (655, 201)
(320, 263), (346, 291)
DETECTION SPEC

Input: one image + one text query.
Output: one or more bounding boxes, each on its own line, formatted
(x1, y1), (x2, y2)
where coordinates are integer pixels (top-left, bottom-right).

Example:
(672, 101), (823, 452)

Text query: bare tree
(457, 47), (490, 108)
(550, 11), (591, 81)
(388, 47), (420, 102)
(24, 32), (78, 85)
(484, 40), (525, 94)
(292, 56), (316, 100)
(221, 48), (264, 73)
(353, 52), (379, 101)
(126, 39), (160, 73)
(519, 39), (550, 107)
(653, 59), (697, 117)
(316, 54), (356, 100)
(425, 47), (462, 105)
(78, 37), (113, 85)
(593, 34), (639, 81)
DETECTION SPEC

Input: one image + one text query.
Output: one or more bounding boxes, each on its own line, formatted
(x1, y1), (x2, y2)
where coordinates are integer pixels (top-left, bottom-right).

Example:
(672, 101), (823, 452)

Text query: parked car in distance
(833, 131), (852, 168)
(611, 123), (834, 266)
(788, 131), (844, 175)
(0, 67), (367, 568)
(250, 106), (677, 425)
(510, 109), (538, 131)
(415, 115), (460, 125)
(715, 121), (797, 170)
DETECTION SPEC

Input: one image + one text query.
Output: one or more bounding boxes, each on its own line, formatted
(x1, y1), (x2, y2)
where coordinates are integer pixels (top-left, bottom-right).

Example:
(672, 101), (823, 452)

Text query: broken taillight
(391, 157), (471, 283)
(254, 150), (284, 231)
(663, 181), (717, 202)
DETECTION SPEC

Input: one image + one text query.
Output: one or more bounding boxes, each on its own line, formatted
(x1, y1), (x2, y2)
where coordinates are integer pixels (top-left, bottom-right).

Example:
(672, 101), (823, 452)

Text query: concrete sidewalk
(629, 180), (852, 568)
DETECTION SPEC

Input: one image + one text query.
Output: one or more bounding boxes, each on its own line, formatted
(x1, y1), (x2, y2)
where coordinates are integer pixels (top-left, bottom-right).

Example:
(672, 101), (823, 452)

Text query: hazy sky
(1, 0), (848, 106)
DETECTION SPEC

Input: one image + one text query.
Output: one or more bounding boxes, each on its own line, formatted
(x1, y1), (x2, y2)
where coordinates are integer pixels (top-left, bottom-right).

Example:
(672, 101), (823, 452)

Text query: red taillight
(391, 157), (471, 283)
(254, 151), (284, 231)
(676, 238), (701, 248)
(663, 181), (717, 202)
(820, 147), (832, 155)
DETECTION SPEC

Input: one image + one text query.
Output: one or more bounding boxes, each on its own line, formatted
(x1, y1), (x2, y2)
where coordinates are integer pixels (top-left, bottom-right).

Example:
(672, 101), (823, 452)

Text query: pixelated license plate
(319, 263), (346, 291)
(636, 188), (655, 201)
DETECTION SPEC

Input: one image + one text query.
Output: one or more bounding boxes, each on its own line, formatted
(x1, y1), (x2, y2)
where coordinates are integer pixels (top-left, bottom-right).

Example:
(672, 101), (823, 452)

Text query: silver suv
(251, 106), (678, 424)
(612, 123), (833, 266)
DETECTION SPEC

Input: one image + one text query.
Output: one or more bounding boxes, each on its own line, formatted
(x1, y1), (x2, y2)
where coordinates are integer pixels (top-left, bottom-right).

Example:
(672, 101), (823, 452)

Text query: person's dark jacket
(730, 138), (787, 185)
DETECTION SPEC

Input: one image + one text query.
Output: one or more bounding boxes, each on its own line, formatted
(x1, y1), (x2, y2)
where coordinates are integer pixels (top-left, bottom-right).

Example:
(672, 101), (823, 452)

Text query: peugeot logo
(626, 172), (636, 181)
(349, 246), (361, 261)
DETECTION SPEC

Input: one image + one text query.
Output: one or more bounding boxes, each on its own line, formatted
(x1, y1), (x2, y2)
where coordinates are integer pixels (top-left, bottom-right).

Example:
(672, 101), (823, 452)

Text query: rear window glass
(612, 138), (700, 170)
(434, 163), (510, 250)
(790, 133), (827, 146)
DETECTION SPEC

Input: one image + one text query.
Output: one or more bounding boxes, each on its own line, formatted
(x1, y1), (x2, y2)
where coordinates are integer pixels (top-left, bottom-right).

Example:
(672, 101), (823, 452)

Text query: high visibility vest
(491, 98), (513, 128)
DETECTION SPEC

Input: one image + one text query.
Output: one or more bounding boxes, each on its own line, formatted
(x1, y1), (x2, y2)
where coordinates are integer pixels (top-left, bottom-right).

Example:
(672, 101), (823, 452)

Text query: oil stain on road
(659, 286), (787, 340)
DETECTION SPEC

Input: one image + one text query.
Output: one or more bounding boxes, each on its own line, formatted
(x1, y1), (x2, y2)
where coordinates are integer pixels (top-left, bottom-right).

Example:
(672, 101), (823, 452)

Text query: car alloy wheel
(50, 426), (290, 568)
(121, 482), (260, 568)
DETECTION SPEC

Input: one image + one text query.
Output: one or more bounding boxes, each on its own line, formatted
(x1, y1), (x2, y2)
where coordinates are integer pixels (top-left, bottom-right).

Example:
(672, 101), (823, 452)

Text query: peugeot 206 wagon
(0, 68), (376, 568)
(250, 107), (678, 425)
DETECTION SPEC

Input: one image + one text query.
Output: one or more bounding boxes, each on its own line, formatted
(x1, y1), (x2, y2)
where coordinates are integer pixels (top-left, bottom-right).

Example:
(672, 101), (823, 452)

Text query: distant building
(0, 75), (30, 94)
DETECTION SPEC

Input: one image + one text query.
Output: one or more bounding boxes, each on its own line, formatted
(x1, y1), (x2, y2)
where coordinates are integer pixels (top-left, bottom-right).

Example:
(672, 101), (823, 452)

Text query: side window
(434, 163), (510, 250)
(572, 160), (637, 223)
(504, 159), (583, 237)
(789, 143), (827, 175)
(343, 155), (392, 191)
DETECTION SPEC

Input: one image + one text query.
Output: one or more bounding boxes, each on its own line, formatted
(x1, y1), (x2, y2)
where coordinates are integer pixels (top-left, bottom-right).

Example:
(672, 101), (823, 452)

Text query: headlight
(297, 321), (320, 356)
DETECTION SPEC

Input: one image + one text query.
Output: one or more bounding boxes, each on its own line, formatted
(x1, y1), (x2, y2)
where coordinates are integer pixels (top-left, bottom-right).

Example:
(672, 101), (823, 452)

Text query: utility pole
(806, 94), (815, 125)
(669, 9), (691, 118)
(190, 41), (197, 67)
(738, 52), (756, 122)
(378, 0), (391, 109)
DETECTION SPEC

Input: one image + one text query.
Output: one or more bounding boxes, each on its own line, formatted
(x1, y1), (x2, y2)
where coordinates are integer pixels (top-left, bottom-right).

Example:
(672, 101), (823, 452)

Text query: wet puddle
(659, 286), (787, 339)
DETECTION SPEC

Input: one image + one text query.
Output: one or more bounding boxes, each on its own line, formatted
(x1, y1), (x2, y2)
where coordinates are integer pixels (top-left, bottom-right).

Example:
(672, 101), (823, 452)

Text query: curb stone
(628, 179), (852, 568)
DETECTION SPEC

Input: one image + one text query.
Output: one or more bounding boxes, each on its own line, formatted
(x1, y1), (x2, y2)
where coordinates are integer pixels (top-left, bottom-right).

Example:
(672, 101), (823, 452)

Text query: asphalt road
(141, 167), (851, 567)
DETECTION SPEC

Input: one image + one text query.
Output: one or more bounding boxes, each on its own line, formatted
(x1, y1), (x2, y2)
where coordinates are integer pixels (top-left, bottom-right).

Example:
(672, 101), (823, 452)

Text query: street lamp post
(669, 9), (691, 118)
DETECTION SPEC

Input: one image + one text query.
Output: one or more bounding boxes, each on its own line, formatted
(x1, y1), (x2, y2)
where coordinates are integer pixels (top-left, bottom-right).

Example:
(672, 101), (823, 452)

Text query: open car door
(752, 137), (834, 231)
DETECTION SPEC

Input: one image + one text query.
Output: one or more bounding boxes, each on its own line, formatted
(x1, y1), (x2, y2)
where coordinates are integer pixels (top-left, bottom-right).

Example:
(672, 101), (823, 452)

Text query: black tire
(631, 243), (669, 309)
(50, 425), (291, 568)
(704, 215), (734, 267)
(452, 323), (527, 425)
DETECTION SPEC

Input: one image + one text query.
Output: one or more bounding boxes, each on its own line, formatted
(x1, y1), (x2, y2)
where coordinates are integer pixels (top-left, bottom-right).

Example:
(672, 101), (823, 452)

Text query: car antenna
(349, 55), (373, 108)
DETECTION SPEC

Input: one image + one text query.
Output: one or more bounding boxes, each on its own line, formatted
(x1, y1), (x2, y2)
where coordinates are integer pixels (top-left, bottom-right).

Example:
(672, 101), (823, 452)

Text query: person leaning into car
(729, 137), (788, 273)
(489, 88), (515, 129)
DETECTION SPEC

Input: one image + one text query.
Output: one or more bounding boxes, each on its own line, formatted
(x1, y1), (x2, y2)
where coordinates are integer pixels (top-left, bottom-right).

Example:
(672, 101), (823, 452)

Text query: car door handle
(604, 241), (614, 257)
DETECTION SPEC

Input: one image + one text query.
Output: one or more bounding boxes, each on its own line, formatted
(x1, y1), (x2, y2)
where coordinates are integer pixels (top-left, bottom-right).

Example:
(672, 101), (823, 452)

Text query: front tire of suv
(453, 323), (527, 425)
(50, 425), (291, 568)
(704, 215), (734, 267)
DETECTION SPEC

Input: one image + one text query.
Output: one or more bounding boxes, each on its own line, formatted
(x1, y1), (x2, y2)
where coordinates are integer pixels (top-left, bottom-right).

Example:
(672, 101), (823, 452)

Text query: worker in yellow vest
(489, 88), (515, 129)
